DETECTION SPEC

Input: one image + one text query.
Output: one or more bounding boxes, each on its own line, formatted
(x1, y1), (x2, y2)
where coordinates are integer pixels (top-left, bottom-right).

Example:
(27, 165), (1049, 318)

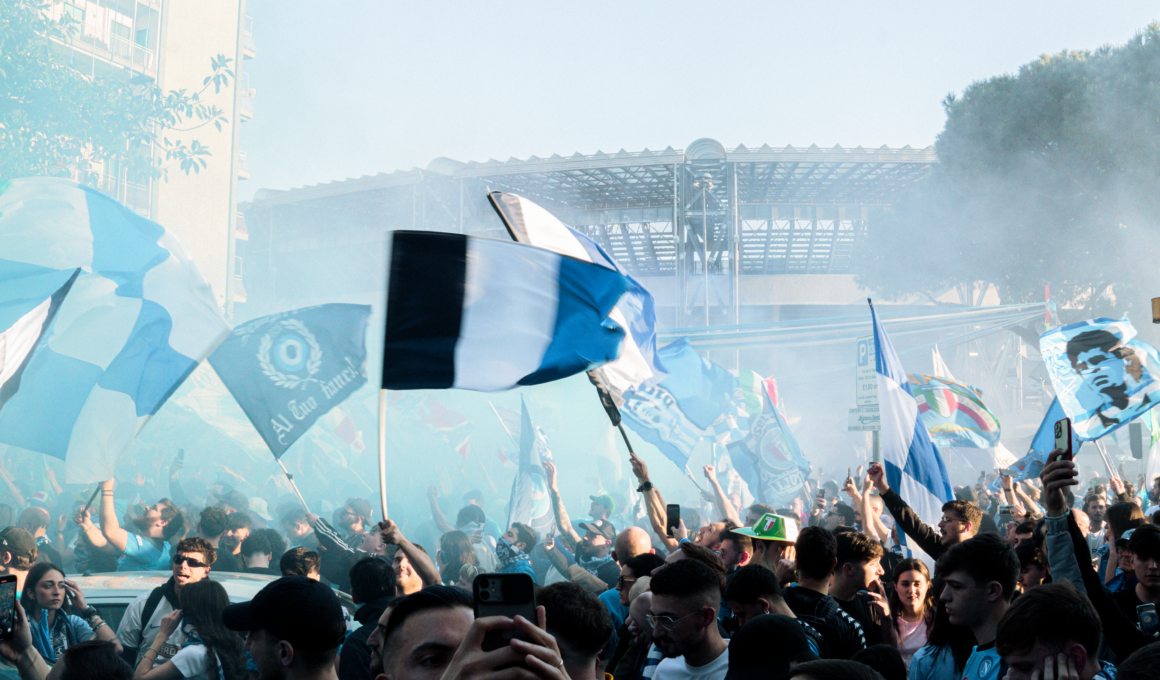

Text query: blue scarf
(495, 537), (530, 571)
(30, 610), (56, 663)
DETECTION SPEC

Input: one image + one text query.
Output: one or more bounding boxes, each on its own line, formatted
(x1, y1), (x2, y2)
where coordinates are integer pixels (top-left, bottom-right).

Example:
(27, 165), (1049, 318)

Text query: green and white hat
(733, 513), (798, 543)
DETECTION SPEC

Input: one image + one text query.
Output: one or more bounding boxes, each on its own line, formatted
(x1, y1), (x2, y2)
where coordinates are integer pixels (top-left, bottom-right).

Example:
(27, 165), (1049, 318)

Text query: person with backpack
(117, 538), (215, 668)
(132, 580), (246, 680)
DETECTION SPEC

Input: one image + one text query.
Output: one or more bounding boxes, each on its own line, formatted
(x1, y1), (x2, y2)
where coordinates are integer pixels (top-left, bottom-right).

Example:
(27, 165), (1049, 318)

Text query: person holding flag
(75, 479), (186, 572)
(867, 463), (981, 561)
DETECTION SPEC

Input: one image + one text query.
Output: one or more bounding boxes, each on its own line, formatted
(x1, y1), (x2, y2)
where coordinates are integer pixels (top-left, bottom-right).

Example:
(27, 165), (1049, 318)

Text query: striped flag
(1, 269), (79, 410)
(871, 300), (953, 553)
(0, 178), (230, 483)
(381, 231), (631, 391)
(488, 192), (665, 405)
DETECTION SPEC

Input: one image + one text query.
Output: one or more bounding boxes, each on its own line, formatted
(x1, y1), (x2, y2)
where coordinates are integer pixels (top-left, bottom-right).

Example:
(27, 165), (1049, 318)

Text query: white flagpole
(379, 389), (389, 520)
(276, 459), (310, 512)
(1094, 439), (1121, 484)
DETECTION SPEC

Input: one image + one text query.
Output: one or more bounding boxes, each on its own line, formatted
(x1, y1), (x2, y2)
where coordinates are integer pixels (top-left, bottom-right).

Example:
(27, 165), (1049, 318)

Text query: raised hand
(629, 452), (649, 483)
(1039, 451), (1078, 518)
(867, 463), (888, 493)
(541, 460), (559, 490)
(379, 519), (403, 545)
(703, 465), (715, 481)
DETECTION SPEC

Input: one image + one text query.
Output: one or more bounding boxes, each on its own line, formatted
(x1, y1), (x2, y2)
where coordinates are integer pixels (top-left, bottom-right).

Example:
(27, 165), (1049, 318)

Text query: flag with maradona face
(1040, 317), (1160, 440)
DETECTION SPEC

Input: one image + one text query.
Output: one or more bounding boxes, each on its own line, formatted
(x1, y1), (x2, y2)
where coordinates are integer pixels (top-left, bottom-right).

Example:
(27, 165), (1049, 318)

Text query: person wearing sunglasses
(117, 538), (215, 668)
(649, 560), (730, 680)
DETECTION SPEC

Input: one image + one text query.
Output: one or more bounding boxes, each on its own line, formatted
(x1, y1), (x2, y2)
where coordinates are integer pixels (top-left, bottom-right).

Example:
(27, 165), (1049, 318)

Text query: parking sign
(856, 336), (878, 406)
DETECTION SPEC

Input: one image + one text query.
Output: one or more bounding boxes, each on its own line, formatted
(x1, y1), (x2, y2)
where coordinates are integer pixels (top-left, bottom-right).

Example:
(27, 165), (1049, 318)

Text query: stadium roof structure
(246, 138), (936, 326)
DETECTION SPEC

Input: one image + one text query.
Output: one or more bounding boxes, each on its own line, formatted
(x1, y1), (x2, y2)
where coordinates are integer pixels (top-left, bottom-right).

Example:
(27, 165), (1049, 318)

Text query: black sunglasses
(173, 555), (208, 569)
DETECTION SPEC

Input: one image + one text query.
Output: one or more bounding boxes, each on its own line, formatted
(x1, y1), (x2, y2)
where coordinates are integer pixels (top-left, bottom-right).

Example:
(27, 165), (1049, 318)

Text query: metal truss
(243, 142), (935, 325)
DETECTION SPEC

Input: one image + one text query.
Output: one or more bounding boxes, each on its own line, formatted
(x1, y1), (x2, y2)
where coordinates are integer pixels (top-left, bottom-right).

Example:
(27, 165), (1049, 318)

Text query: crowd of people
(1, 448), (1160, 680)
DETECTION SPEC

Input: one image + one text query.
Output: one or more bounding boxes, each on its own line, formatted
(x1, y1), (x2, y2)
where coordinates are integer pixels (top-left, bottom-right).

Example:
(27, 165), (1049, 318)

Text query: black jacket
(338, 596), (394, 680)
(880, 488), (949, 561)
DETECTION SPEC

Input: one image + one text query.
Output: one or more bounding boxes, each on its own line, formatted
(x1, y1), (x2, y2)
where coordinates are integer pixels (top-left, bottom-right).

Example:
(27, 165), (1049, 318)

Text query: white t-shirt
(653, 647), (729, 680)
(170, 645), (212, 680)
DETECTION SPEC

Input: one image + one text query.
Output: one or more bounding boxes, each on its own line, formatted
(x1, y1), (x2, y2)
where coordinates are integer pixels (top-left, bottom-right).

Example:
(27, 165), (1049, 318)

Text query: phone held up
(1053, 417), (1073, 461)
(666, 504), (681, 538)
(474, 573), (536, 652)
(1139, 603), (1159, 636)
(0, 574), (16, 641)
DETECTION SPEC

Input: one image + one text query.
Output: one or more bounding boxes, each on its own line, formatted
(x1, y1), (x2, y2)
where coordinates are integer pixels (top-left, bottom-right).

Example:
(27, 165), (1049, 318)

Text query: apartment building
(49, 0), (255, 316)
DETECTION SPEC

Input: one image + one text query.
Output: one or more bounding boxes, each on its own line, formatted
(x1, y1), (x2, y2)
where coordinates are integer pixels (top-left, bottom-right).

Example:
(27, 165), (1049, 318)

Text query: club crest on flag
(1040, 317), (1160, 440)
(257, 319), (323, 389)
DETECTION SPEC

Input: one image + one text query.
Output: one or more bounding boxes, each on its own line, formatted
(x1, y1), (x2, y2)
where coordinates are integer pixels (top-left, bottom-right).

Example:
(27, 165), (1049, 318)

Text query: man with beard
(868, 462), (981, 561)
(544, 520), (620, 593)
(334, 498), (372, 545)
(380, 520), (441, 596)
(1084, 492), (1107, 556)
(365, 586), (473, 680)
(649, 560), (729, 680)
(116, 537), (214, 666)
(495, 523), (537, 581)
(80, 478), (185, 571)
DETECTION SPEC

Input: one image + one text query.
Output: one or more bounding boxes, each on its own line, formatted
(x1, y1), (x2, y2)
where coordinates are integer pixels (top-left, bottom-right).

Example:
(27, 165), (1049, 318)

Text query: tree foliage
(0, 0), (234, 184)
(858, 24), (1160, 320)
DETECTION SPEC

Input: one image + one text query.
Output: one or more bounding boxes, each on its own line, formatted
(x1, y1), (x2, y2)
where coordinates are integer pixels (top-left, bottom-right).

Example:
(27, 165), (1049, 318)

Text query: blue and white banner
(381, 231), (632, 392)
(727, 387), (810, 508)
(208, 304), (371, 458)
(508, 396), (555, 539)
(0, 269), (79, 410)
(1040, 317), (1160, 440)
(489, 192), (665, 403)
(871, 301), (953, 544)
(621, 338), (735, 469)
(0, 178), (230, 483)
(993, 397), (1082, 489)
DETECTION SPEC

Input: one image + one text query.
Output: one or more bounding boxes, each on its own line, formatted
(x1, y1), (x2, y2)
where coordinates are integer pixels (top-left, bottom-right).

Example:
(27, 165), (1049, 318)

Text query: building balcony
(243, 16), (256, 59)
(235, 212), (249, 240)
(232, 276), (247, 303)
(239, 88), (254, 121)
(238, 151), (250, 180)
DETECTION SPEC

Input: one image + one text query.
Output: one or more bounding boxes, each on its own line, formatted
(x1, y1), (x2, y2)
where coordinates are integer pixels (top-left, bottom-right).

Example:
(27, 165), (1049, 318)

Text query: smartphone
(998, 505), (1014, 516)
(474, 573), (536, 652)
(1054, 418), (1073, 460)
(1139, 603), (1159, 636)
(666, 504), (681, 537)
(0, 574), (16, 641)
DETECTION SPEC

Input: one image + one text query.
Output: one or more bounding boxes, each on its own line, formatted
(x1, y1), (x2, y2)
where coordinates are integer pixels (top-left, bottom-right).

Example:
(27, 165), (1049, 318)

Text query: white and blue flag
(488, 192), (665, 404)
(0, 178), (231, 483)
(381, 231), (632, 391)
(870, 300), (953, 546)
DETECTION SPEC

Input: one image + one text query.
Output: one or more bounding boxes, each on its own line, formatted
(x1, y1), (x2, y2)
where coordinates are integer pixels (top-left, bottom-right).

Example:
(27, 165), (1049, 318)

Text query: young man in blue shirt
(937, 532), (1020, 680)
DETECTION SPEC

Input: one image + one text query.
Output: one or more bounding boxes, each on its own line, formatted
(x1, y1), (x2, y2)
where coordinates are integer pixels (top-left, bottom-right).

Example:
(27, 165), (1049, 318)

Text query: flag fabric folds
(997, 397), (1083, 486)
(727, 382), (810, 508)
(621, 338), (735, 469)
(381, 231), (632, 391)
(0, 178), (230, 483)
(1040, 317), (1160, 440)
(871, 301), (953, 542)
(1, 269), (79, 410)
(507, 397), (555, 538)
(208, 303), (371, 458)
(488, 192), (665, 404)
(908, 373), (1001, 449)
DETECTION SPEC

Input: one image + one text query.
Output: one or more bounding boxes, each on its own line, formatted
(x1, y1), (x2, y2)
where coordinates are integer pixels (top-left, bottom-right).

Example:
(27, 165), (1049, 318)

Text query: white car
(0, 571), (356, 677)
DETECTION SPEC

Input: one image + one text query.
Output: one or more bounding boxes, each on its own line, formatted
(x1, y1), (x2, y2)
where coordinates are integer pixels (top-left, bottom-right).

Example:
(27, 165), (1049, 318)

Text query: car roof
(72, 571), (355, 608)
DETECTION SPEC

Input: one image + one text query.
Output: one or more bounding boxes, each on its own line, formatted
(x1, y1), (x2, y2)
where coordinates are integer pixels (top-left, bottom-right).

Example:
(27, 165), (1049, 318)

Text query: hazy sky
(238, 2), (1159, 201)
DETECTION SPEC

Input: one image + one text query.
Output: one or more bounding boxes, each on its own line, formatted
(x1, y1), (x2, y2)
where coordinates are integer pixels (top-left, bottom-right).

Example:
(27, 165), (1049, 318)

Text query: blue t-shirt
(598, 588), (627, 630)
(962, 643), (1004, 680)
(117, 534), (171, 571)
(498, 559), (537, 583)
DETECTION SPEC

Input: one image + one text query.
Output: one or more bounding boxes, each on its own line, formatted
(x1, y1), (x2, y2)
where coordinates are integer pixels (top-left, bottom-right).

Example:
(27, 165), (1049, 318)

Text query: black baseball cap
(222, 577), (347, 651)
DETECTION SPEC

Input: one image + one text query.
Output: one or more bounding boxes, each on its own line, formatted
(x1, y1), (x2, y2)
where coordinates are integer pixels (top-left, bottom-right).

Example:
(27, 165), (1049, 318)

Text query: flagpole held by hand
(379, 389), (389, 520)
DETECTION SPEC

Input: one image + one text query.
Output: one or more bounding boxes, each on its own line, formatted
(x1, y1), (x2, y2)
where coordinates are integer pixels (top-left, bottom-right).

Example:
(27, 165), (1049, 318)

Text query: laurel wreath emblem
(257, 319), (322, 389)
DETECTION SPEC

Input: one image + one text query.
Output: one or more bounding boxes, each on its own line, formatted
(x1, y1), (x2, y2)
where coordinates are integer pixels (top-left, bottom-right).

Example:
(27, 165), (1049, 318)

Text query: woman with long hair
(22, 563), (121, 665)
(133, 580), (246, 680)
(437, 530), (476, 586)
(886, 558), (934, 664)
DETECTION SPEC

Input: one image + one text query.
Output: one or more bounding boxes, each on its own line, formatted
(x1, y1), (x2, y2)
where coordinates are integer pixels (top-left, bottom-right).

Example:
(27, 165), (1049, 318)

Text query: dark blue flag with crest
(209, 303), (371, 458)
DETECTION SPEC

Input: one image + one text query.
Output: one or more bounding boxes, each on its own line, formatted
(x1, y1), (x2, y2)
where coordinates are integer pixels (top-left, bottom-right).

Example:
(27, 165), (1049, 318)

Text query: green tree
(858, 24), (1160, 323)
(0, 0), (234, 187)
